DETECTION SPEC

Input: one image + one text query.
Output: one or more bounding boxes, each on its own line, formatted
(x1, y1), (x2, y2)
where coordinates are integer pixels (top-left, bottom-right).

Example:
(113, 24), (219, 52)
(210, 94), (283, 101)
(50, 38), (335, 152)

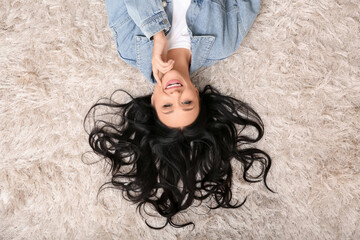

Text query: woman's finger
(152, 67), (161, 84)
(155, 59), (174, 73)
(155, 56), (174, 69)
(158, 63), (174, 74)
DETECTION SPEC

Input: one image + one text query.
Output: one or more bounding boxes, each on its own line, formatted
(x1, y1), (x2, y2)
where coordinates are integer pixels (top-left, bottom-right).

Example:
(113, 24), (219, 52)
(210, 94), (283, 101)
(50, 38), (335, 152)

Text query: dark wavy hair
(84, 85), (273, 229)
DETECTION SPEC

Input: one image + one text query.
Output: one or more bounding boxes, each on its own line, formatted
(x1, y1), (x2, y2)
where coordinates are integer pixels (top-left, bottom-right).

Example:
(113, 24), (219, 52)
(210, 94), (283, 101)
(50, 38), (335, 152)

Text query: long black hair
(84, 85), (272, 229)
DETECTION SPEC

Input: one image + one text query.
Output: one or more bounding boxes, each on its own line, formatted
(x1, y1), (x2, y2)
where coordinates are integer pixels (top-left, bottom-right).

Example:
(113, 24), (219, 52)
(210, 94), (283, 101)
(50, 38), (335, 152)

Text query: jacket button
(162, 1), (167, 7)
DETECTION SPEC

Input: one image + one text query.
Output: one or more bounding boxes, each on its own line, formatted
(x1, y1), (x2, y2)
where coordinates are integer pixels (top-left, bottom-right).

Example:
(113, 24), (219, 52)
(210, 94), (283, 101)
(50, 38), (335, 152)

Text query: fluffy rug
(1, 0), (359, 239)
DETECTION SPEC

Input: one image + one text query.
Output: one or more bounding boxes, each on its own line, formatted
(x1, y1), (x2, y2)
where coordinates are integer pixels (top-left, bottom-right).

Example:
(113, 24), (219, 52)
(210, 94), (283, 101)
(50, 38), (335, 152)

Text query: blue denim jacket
(105, 0), (261, 83)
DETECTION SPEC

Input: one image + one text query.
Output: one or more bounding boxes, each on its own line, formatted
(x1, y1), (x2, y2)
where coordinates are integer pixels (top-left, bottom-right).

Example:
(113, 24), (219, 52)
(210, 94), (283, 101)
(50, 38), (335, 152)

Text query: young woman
(86, 0), (272, 229)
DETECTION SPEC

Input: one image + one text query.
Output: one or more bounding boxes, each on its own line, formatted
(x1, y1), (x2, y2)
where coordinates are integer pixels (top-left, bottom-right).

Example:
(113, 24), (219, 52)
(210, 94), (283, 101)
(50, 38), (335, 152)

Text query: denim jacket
(105, 0), (261, 83)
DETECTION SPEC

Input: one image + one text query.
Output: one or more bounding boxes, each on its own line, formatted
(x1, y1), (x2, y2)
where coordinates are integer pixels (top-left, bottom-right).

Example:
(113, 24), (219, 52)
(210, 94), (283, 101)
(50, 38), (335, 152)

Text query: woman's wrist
(153, 31), (165, 41)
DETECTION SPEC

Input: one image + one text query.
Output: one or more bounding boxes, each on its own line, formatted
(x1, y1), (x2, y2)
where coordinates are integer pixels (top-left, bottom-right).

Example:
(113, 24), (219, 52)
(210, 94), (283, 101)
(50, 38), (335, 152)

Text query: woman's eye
(182, 101), (192, 105)
(163, 104), (172, 108)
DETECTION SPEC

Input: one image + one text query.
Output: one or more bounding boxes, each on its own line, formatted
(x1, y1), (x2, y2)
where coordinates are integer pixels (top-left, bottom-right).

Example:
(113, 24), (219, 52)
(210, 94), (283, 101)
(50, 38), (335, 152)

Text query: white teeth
(166, 83), (182, 89)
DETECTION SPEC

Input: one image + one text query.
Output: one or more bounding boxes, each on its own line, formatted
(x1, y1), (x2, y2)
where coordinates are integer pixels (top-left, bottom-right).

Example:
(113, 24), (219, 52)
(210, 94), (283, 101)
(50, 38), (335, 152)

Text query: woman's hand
(152, 31), (174, 86)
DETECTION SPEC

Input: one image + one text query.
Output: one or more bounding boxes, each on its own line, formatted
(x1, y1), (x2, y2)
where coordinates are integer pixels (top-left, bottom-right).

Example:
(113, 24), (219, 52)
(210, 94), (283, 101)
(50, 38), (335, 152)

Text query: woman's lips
(165, 80), (183, 90)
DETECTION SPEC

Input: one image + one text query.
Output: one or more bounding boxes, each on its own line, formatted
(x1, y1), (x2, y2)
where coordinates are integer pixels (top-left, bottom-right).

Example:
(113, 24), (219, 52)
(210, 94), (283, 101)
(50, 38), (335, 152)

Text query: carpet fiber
(1, 0), (359, 239)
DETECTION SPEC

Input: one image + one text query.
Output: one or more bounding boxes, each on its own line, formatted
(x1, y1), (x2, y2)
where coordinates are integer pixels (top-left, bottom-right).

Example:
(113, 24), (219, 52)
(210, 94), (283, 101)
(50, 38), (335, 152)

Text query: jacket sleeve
(123, 0), (171, 39)
(238, 0), (261, 36)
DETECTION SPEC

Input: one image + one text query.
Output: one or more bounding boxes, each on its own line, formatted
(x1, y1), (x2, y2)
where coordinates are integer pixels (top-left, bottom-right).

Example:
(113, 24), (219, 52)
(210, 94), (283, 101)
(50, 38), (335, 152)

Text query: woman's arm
(105, 0), (173, 82)
(152, 31), (174, 85)
(124, 1), (175, 83)
(123, 0), (171, 40)
(124, 0), (174, 84)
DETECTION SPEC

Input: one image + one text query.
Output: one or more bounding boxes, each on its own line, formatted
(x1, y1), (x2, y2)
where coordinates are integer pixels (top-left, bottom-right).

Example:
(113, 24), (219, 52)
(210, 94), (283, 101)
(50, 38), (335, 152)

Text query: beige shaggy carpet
(1, 0), (359, 239)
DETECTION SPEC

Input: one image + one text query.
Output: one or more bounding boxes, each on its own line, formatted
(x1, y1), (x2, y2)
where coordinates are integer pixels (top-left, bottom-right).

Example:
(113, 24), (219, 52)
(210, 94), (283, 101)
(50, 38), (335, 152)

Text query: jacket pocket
(135, 36), (153, 81)
(111, 17), (137, 63)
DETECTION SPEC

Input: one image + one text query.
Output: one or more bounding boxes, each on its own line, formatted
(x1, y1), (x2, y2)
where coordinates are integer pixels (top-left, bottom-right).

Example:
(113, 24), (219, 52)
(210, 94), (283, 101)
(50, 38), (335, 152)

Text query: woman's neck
(168, 48), (192, 80)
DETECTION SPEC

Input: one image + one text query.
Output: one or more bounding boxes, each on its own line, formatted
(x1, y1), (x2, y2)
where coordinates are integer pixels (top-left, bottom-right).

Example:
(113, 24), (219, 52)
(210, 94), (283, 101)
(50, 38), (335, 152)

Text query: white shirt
(166, 0), (191, 50)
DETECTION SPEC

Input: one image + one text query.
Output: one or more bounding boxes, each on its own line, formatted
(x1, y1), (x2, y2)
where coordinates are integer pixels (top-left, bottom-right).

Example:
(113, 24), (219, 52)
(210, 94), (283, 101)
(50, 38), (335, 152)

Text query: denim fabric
(105, 0), (261, 83)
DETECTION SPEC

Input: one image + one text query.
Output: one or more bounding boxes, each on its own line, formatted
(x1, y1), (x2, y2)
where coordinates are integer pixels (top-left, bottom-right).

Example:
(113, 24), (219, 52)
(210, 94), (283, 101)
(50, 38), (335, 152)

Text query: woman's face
(151, 69), (200, 128)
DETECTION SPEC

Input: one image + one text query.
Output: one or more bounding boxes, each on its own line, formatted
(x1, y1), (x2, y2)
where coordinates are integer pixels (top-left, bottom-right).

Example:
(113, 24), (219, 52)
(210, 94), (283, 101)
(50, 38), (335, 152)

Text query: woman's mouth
(165, 80), (183, 89)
